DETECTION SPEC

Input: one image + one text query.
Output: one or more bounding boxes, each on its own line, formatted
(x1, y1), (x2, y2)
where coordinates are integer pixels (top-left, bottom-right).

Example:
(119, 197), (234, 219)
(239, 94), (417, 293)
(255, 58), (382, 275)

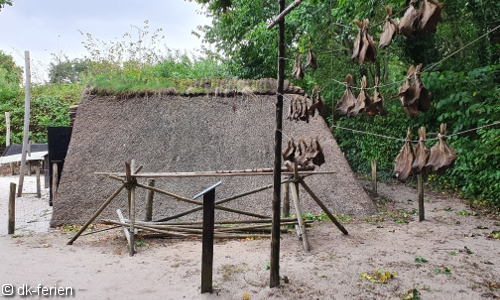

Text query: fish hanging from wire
(335, 75), (357, 116)
(392, 64), (431, 117)
(411, 127), (430, 174)
(365, 76), (388, 116)
(309, 86), (324, 117)
(304, 48), (318, 70)
(379, 5), (398, 49)
(287, 95), (309, 123)
(399, 0), (420, 39)
(291, 54), (304, 80)
(423, 123), (457, 174)
(418, 0), (444, 33)
(282, 136), (325, 168)
(351, 19), (377, 65)
(393, 128), (414, 183)
(348, 75), (369, 117)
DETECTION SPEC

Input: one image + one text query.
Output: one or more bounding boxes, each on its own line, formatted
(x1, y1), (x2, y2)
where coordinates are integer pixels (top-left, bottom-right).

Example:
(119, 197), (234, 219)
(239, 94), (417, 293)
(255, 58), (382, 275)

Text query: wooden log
(8, 182), (16, 234)
(371, 159), (377, 195)
(97, 170), (335, 178)
(67, 184), (126, 245)
(134, 181), (271, 219)
(418, 174), (424, 221)
(290, 180), (310, 251)
(136, 217), (303, 226)
(145, 179), (155, 221)
(35, 166), (41, 198)
(283, 181), (290, 217)
(101, 220), (192, 238)
(128, 160), (136, 257)
(17, 53), (31, 197)
(116, 209), (131, 248)
(298, 178), (349, 235)
(267, 0), (303, 30)
(154, 179), (292, 222)
(80, 225), (121, 236)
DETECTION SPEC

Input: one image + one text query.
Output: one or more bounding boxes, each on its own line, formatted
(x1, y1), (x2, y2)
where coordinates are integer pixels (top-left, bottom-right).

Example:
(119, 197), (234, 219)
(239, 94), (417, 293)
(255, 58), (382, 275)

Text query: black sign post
(193, 181), (222, 294)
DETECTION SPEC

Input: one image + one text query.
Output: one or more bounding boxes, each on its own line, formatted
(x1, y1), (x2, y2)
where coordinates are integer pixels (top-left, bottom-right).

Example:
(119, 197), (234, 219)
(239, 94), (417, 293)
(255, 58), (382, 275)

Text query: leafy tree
(0, 0), (13, 11)
(48, 56), (90, 84)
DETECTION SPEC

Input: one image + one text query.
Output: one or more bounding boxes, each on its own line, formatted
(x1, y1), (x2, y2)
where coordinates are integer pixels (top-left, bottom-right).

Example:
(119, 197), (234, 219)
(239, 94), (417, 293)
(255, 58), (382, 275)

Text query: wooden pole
(270, 0), (286, 288)
(67, 184), (126, 245)
(267, 0), (304, 30)
(290, 181), (310, 251)
(35, 166), (41, 198)
(5, 112), (14, 175)
(117, 209), (131, 247)
(8, 183), (16, 234)
(418, 174), (424, 221)
(282, 180), (290, 216)
(17, 51), (31, 197)
(201, 188), (215, 293)
(127, 160), (136, 256)
(145, 178), (155, 221)
(371, 159), (377, 195)
(52, 162), (58, 203)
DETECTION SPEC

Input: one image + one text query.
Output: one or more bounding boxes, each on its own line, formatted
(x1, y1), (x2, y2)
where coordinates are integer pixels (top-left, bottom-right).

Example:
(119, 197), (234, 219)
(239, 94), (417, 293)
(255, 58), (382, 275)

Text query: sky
(0, 0), (211, 82)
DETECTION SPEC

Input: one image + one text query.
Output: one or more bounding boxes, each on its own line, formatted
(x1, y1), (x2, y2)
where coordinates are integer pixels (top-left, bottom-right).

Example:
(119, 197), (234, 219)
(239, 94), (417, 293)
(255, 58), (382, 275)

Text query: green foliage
(0, 0), (13, 11)
(48, 56), (90, 84)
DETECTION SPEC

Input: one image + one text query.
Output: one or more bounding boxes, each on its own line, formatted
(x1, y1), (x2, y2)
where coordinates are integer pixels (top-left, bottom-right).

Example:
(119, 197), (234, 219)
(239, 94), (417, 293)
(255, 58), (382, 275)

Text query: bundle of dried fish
(379, 6), (398, 49)
(309, 86), (324, 117)
(423, 123), (457, 174)
(399, 0), (420, 39)
(348, 75), (369, 118)
(393, 128), (414, 183)
(309, 135), (325, 167)
(295, 138), (310, 167)
(411, 127), (430, 174)
(371, 77), (388, 116)
(351, 19), (377, 65)
(282, 137), (296, 162)
(287, 95), (309, 123)
(335, 75), (357, 116)
(418, 0), (444, 33)
(393, 64), (431, 117)
(413, 64), (432, 112)
(304, 48), (318, 70)
(291, 55), (304, 80)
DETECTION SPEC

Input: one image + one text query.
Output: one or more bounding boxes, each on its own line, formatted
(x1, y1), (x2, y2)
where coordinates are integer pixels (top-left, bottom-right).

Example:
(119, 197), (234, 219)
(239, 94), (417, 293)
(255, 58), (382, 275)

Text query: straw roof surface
(51, 79), (377, 227)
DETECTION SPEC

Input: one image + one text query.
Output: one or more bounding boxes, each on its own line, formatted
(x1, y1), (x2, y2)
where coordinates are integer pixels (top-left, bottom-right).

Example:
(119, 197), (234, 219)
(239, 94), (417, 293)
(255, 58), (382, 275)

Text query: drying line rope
(331, 121), (500, 143)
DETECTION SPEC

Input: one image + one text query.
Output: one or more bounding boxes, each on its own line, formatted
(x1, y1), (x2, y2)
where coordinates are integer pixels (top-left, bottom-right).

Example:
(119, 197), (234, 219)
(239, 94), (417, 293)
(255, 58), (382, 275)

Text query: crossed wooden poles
(67, 159), (348, 255)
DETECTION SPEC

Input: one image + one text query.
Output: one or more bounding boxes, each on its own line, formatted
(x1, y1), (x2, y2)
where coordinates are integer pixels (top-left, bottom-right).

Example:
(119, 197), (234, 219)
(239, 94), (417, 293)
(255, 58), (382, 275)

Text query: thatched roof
(51, 78), (377, 227)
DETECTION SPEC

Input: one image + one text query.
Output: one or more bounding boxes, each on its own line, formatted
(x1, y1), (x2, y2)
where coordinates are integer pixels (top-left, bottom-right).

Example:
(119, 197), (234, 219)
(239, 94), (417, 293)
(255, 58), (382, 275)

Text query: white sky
(0, 0), (211, 82)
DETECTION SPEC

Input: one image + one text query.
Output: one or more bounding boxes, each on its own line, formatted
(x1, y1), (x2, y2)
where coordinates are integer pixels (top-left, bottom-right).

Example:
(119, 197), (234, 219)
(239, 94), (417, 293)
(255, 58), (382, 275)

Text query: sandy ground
(1, 175), (499, 299)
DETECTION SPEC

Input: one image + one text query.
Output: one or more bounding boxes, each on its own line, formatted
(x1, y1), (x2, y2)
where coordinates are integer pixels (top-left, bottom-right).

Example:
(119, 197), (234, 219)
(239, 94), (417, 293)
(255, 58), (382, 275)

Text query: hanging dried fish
(287, 96), (296, 121)
(291, 55), (304, 80)
(392, 65), (419, 117)
(423, 123), (457, 174)
(411, 127), (430, 174)
(309, 135), (325, 167)
(298, 95), (309, 123)
(304, 48), (318, 70)
(309, 86), (324, 117)
(335, 75), (357, 116)
(282, 137), (296, 162)
(379, 6), (398, 49)
(393, 128), (414, 183)
(359, 19), (377, 64)
(418, 0), (444, 33)
(372, 77), (388, 116)
(413, 64), (432, 112)
(295, 138), (310, 167)
(348, 75), (369, 118)
(351, 19), (363, 62)
(399, 0), (420, 39)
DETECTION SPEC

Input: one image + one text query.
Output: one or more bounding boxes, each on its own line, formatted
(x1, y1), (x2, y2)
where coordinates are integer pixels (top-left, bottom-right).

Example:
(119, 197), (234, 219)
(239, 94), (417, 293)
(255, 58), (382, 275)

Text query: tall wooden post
(8, 183), (16, 234)
(5, 112), (14, 175)
(282, 181), (290, 216)
(36, 167), (41, 198)
(270, 0), (286, 288)
(371, 159), (377, 195)
(18, 51), (31, 197)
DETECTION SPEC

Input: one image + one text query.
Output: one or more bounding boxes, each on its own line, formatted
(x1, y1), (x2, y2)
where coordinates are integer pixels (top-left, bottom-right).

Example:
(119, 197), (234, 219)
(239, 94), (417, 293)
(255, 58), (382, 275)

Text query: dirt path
(1, 176), (499, 299)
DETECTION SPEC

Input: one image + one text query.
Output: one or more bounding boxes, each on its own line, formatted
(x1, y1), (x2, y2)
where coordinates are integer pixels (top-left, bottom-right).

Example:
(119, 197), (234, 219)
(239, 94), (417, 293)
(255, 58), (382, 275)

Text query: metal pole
(18, 51), (31, 197)
(270, 0), (285, 288)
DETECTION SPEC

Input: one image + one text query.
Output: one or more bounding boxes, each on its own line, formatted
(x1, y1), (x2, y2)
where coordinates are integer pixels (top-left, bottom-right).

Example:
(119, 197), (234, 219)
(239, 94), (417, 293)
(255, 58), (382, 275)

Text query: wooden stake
(116, 209), (131, 247)
(290, 180), (310, 251)
(371, 159), (377, 195)
(145, 179), (155, 221)
(128, 160), (136, 257)
(283, 181), (290, 217)
(36, 166), (41, 198)
(201, 188), (215, 293)
(418, 174), (424, 221)
(67, 184), (125, 245)
(8, 183), (16, 234)
(5, 112), (14, 175)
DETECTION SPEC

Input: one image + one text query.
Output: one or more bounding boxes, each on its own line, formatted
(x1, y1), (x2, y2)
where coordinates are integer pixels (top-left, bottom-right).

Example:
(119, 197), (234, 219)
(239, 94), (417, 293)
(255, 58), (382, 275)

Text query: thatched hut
(51, 79), (377, 227)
